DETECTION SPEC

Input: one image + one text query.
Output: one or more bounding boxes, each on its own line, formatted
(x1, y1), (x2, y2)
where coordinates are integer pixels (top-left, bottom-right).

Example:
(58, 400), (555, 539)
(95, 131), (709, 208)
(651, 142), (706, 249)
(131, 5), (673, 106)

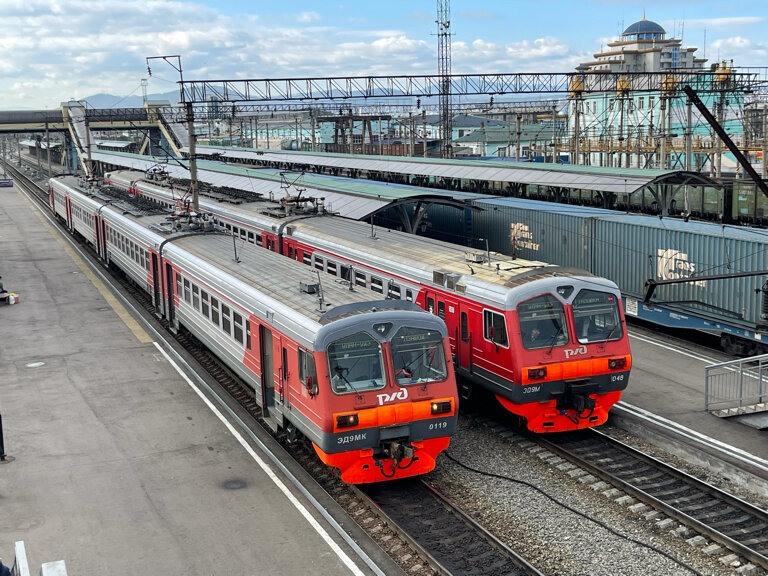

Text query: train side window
(371, 276), (383, 294)
(341, 265), (351, 282)
(437, 301), (446, 319)
(256, 233), (263, 247)
(211, 297), (220, 325)
(288, 245), (294, 259)
(299, 349), (317, 394)
(483, 310), (508, 347)
(222, 304), (231, 335)
(233, 312), (244, 344)
(192, 285), (200, 310)
(239, 228), (247, 240)
(247, 231), (255, 244)
(314, 256), (324, 271)
(327, 261), (337, 276)
(355, 271), (367, 288)
(302, 251), (311, 265)
(183, 279), (191, 304)
(461, 312), (469, 341)
(176, 273), (182, 299)
(201, 290), (210, 318)
(387, 283), (401, 299)
(406, 289), (413, 302)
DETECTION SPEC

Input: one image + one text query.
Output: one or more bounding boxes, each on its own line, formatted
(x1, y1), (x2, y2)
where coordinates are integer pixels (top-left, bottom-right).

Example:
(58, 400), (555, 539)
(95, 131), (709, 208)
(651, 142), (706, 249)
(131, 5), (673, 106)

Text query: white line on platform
(153, 342), (366, 576)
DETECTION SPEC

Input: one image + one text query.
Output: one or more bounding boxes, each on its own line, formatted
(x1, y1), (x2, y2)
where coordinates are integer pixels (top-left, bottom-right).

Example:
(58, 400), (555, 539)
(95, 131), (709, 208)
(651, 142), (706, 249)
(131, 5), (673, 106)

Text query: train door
(457, 303), (473, 373)
(65, 196), (73, 230)
(260, 324), (276, 405)
(151, 253), (161, 314)
(165, 262), (175, 328)
(99, 219), (108, 260)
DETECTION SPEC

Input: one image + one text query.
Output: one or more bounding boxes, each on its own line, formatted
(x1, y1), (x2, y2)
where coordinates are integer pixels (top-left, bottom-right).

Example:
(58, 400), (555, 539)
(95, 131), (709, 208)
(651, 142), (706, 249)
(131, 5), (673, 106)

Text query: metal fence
(705, 353), (768, 415)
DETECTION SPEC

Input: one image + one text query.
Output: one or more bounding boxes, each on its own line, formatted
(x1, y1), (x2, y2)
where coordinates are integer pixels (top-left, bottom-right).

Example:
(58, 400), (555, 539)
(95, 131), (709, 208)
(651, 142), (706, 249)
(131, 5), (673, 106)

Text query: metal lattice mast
(437, 0), (452, 158)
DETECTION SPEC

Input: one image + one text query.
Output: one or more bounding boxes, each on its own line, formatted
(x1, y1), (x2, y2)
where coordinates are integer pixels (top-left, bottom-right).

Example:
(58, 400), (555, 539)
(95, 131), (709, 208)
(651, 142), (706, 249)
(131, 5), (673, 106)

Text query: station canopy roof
(191, 146), (719, 194)
(92, 150), (488, 220)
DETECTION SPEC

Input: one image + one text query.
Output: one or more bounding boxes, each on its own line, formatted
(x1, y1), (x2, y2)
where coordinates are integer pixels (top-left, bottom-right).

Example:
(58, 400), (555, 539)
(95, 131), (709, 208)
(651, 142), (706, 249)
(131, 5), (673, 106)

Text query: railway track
(12, 167), (544, 576)
(362, 479), (543, 576)
(540, 429), (768, 571)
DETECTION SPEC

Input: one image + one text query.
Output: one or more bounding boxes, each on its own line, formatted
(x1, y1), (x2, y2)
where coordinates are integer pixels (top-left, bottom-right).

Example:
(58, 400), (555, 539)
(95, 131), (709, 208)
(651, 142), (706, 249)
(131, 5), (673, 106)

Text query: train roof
(53, 176), (433, 343)
(102, 169), (618, 308)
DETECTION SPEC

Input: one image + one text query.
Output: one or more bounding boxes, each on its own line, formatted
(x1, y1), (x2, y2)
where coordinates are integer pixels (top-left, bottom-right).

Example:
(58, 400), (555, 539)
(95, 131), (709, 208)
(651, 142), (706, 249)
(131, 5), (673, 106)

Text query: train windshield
(518, 294), (569, 350)
(390, 327), (448, 385)
(573, 289), (623, 343)
(327, 331), (386, 394)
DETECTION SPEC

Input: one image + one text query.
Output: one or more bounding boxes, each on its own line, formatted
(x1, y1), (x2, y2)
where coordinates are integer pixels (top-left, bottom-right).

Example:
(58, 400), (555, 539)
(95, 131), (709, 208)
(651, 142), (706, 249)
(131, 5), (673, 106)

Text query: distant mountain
(83, 90), (180, 109)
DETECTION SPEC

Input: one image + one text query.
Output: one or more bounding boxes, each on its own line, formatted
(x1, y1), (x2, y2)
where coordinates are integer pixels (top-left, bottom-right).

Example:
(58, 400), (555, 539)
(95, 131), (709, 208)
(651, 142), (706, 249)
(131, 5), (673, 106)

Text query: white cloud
(297, 11), (321, 23)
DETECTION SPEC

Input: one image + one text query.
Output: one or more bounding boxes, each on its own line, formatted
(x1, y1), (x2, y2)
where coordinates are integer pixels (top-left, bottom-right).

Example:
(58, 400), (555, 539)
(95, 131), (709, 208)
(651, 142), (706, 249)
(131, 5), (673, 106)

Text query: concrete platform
(0, 186), (387, 574)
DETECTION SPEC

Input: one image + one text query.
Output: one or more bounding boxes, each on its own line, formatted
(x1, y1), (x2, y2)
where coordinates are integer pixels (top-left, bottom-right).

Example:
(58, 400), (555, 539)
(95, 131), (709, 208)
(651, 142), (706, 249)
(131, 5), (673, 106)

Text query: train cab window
(299, 349), (317, 393)
(355, 271), (367, 288)
(314, 256), (324, 271)
(391, 327), (447, 385)
(406, 289), (413, 302)
(483, 310), (509, 347)
(201, 290), (210, 318)
(233, 312), (244, 344)
(327, 261), (337, 276)
(437, 302), (446, 319)
(192, 285), (200, 310)
(427, 297), (435, 314)
(573, 289), (623, 343)
(327, 331), (385, 394)
(302, 251), (311, 265)
(221, 304), (232, 335)
(183, 279), (191, 304)
(517, 294), (567, 350)
(371, 276), (383, 294)
(210, 297), (220, 325)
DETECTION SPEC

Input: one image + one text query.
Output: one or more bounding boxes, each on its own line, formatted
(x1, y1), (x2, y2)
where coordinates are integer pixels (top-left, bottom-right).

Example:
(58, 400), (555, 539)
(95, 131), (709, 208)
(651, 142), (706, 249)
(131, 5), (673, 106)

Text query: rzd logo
(656, 249), (706, 287)
(377, 388), (408, 406)
(564, 345), (587, 358)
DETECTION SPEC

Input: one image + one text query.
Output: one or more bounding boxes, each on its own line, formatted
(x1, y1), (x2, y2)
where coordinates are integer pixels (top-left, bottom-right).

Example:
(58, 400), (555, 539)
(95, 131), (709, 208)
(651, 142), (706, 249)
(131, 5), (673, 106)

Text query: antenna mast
(437, 0), (452, 158)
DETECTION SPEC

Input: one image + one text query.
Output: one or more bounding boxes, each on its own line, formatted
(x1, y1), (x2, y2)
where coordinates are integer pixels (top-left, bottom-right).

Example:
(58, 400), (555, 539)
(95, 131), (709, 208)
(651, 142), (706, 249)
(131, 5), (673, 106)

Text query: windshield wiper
(547, 322), (564, 354)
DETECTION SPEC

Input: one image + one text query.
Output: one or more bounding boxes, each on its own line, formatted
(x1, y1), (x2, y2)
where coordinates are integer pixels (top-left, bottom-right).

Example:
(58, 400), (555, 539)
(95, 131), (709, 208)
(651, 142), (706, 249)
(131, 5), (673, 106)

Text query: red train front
(451, 273), (631, 433)
(304, 306), (458, 483)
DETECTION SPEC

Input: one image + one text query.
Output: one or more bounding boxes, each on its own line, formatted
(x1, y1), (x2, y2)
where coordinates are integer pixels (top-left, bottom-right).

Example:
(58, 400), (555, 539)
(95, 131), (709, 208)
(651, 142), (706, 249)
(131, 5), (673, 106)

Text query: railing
(705, 353), (768, 416)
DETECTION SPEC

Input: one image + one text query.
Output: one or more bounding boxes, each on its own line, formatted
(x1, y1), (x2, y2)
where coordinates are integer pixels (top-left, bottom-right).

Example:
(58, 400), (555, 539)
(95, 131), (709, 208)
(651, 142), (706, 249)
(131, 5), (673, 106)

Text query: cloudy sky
(2, 0), (766, 109)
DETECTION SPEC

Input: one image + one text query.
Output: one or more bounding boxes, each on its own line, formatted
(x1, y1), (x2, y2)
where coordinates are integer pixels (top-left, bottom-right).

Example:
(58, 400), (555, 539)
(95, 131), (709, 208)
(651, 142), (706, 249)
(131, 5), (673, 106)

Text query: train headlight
(527, 367), (547, 380)
(608, 357), (627, 370)
(430, 400), (452, 415)
(336, 413), (359, 429)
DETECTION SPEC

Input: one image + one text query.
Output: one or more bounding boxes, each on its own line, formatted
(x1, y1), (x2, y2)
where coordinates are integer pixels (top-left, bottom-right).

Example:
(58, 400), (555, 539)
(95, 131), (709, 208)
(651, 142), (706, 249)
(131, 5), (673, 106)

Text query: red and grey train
(103, 170), (632, 433)
(49, 175), (459, 484)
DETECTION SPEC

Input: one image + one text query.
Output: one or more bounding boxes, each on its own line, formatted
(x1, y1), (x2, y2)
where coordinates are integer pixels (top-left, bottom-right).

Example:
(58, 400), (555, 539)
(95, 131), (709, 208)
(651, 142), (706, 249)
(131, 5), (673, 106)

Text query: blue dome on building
(622, 17), (665, 40)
